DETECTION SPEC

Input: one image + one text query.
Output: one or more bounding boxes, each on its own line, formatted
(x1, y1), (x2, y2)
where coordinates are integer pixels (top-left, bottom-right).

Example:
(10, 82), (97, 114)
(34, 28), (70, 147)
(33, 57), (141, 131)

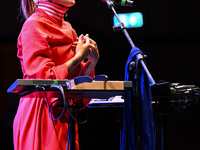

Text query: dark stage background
(0, 0), (200, 149)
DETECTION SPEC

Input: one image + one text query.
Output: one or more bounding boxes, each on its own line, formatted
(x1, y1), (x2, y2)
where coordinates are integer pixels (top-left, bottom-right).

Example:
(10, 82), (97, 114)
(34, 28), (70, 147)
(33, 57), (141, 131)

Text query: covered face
(34, 0), (76, 7)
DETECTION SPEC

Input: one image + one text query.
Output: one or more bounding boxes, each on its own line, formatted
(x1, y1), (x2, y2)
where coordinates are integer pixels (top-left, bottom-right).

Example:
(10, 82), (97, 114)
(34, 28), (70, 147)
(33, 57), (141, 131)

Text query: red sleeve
(18, 19), (68, 80)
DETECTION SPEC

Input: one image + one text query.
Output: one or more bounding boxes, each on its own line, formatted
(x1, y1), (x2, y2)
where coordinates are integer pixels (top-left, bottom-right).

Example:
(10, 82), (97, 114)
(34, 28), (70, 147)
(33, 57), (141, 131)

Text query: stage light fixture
(113, 12), (143, 28)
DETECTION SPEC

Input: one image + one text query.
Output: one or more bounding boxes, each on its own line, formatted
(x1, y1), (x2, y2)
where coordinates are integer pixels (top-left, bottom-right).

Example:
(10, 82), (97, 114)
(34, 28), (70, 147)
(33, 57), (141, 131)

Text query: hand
(84, 34), (99, 64)
(66, 34), (96, 74)
(75, 34), (93, 61)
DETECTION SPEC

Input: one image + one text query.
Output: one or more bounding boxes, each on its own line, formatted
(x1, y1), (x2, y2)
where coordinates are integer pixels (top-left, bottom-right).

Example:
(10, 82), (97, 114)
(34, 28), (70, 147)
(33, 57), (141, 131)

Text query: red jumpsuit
(13, 1), (93, 150)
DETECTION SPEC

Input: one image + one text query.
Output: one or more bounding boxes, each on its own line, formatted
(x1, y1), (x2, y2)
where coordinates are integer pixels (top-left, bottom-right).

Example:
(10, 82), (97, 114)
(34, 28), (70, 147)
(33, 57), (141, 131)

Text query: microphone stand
(104, 1), (156, 150)
(105, 0), (156, 86)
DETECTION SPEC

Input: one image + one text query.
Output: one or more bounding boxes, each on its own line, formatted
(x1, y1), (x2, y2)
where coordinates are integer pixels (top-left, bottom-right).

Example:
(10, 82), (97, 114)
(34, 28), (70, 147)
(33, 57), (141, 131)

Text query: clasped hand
(73, 34), (99, 64)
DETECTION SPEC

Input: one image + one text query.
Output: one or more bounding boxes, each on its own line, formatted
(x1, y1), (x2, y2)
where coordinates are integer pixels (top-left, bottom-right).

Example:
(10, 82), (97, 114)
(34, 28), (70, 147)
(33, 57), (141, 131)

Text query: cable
(49, 85), (88, 124)
(36, 84), (88, 122)
(48, 85), (66, 121)
(35, 85), (63, 150)
(49, 85), (87, 150)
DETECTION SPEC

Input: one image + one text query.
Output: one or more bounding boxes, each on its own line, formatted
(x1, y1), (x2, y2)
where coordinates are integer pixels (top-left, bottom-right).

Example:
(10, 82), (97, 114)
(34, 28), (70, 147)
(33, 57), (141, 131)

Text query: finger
(84, 34), (95, 44)
(89, 38), (96, 46)
(84, 36), (91, 45)
(79, 34), (84, 40)
(89, 47), (92, 52)
(78, 34), (85, 43)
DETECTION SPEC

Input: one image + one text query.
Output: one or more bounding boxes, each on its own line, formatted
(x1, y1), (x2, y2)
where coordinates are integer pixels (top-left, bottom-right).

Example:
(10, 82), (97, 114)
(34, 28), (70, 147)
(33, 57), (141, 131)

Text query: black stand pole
(154, 97), (170, 150)
(159, 98), (170, 150)
(152, 82), (171, 150)
(69, 113), (75, 150)
(129, 62), (143, 150)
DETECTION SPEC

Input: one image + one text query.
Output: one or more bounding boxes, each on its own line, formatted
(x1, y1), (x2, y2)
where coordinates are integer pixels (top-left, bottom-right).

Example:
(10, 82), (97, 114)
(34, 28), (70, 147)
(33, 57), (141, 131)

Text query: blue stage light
(113, 12), (143, 28)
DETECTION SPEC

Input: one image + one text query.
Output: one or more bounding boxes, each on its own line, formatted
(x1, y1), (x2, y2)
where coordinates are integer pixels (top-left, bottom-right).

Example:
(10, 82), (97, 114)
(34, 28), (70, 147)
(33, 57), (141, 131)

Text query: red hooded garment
(13, 1), (94, 150)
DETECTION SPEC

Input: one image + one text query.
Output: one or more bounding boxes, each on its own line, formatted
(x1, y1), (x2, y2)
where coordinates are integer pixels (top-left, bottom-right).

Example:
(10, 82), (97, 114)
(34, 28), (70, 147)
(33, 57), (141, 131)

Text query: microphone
(100, 0), (134, 7)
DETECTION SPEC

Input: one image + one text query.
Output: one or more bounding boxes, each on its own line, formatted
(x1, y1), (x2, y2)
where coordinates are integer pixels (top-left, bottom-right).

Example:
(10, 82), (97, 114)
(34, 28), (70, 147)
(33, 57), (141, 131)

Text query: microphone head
(124, 0), (134, 7)
(100, 0), (134, 7)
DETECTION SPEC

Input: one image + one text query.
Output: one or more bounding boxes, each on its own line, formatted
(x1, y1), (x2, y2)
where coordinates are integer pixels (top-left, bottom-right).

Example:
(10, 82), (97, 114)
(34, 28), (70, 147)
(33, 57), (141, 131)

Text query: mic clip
(113, 22), (126, 31)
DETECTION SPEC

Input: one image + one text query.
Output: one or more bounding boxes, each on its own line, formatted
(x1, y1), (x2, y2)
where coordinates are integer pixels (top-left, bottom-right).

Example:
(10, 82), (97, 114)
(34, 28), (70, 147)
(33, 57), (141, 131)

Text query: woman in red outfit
(14, 0), (99, 149)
